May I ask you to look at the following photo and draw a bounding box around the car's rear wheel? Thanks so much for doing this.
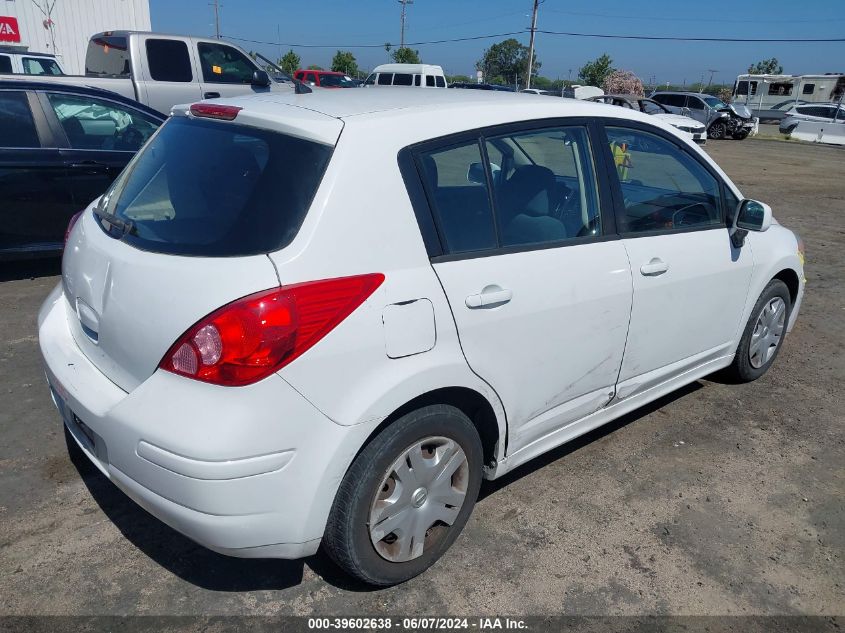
[709,121,727,139]
[728,279,792,382]
[732,130,750,140]
[323,405,483,586]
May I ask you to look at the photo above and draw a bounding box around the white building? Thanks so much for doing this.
[0,0,151,74]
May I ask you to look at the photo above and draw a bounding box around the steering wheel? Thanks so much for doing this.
[116,126,144,151]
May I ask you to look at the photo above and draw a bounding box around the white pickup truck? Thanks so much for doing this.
[3,31,295,114]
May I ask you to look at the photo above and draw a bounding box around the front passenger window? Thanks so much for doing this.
[606,127,722,233]
[197,42,255,84]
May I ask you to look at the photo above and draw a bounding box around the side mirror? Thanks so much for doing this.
[467,162,501,185]
[731,199,772,247]
[736,199,772,232]
[251,70,271,88]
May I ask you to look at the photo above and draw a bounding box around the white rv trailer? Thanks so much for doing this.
[732,73,845,120]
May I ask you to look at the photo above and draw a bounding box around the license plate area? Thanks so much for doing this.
[50,384,110,471]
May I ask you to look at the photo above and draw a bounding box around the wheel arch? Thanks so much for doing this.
[354,386,504,474]
[773,267,800,305]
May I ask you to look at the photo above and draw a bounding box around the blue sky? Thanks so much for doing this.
[149,0,845,84]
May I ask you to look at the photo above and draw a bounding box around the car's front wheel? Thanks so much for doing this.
[728,279,792,382]
[709,121,727,139]
[323,405,483,586]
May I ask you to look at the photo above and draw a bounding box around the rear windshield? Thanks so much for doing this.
[97,116,333,257]
[86,35,131,77]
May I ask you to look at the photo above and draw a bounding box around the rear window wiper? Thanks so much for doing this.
[94,208,136,237]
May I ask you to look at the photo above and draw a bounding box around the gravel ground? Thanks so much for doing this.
[0,138,842,618]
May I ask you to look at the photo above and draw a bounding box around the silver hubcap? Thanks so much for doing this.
[749,297,786,368]
[368,436,469,563]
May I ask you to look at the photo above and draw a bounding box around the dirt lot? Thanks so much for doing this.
[0,138,842,618]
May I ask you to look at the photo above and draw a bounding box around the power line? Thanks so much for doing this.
[544,8,845,24]
[223,30,526,49]
[537,30,845,42]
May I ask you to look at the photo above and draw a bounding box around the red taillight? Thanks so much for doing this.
[64,211,83,245]
[189,103,243,121]
[159,273,385,386]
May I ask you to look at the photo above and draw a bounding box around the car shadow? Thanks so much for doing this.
[66,382,704,593]
[478,381,703,501]
[0,257,62,282]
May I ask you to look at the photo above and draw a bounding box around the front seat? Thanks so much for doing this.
[497,165,567,246]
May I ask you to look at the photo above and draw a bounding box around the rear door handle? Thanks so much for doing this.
[466,285,512,309]
[203,91,221,99]
[640,258,669,276]
[68,161,110,174]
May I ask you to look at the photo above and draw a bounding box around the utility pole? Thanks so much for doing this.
[525,0,540,90]
[210,0,221,39]
[706,69,718,92]
[399,0,414,48]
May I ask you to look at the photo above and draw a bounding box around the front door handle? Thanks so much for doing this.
[203,91,221,99]
[466,285,512,309]
[640,258,669,276]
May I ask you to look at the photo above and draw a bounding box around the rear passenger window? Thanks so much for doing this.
[377,73,392,86]
[146,39,192,82]
[393,73,413,86]
[0,55,11,73]
[0,91,40,148]
[414,75,421,86]
[486,126,601,246]
[606,127,722,233]
[417,140,497,254]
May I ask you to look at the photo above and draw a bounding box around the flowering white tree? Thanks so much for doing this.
[602,70,644,96]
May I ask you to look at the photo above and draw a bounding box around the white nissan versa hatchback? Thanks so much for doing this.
[39,89,804,586]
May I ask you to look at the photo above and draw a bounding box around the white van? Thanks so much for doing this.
[364,63,447,88]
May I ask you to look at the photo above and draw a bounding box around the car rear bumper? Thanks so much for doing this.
[38,283,368,559]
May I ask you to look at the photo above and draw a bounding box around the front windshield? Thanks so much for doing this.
[704,96,727,109]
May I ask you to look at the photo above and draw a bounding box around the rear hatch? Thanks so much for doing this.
[62,105,342,392]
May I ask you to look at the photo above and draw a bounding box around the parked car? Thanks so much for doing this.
[0,31,295,114]
[41,89,804,587]
[652,91,756,140]
[294,69,357,88]
[779,102,844,134]
[588,94,707,143]
[0,47,65,76]
[450,82,514,92]
[0,80,164,259]
[364,63,447,87]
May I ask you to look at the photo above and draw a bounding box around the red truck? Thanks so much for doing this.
[294,69,356,88]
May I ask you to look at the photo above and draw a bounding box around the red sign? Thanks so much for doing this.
[0,16,21,43]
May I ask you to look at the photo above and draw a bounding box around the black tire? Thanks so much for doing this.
[323,405,483,586]
[732,131,750,140]
[727,279,792,382]
[709,121,726,139]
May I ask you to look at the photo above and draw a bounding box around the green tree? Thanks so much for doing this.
[279,50,301,77]
[446,74,473,84]
[748,57,783,74]
[476,38,539,87]
[331,50,358,76]
[578,53,613,87]
[307,64,324,70]
[392,47,422,64]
